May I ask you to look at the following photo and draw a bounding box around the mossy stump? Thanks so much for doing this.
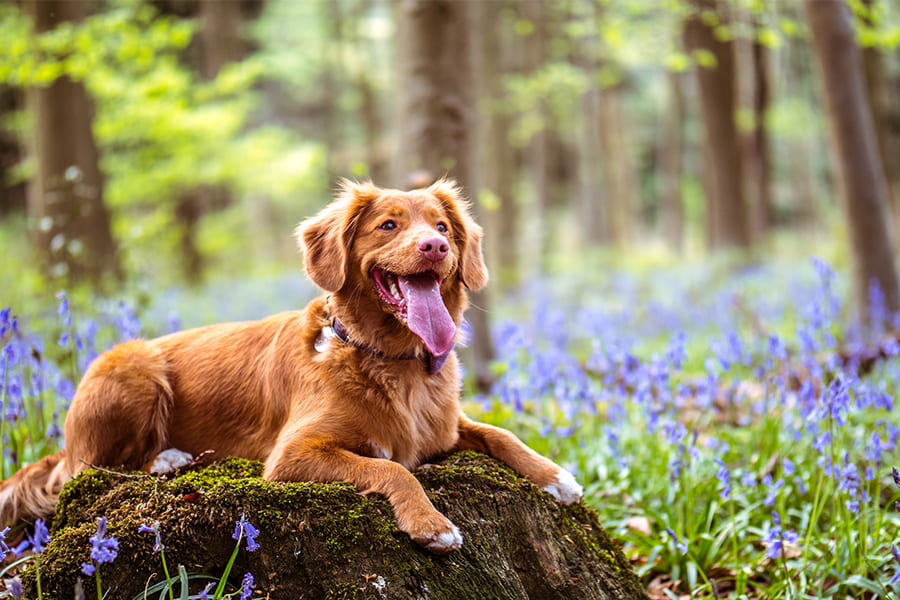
[23,451,647,599]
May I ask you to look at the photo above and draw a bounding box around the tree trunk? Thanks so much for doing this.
[805,0,900,327]
[171,0,248,283]
[23,453,648,599]
[26,0,119,282]
[660,70,685,251]
[394,0,495,391]
[0,86,25,217]
[744,19,773,238]
[477,0,520,284]
[684,0,750,250]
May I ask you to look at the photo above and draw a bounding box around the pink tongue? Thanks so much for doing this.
[397,273,456,356]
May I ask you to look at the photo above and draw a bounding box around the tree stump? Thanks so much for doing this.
[22,451,648,599]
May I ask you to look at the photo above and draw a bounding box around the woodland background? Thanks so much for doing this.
[5,2,900,597]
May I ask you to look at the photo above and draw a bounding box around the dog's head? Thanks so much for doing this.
[297,179,487,356]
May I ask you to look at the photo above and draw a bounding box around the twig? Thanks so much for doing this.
[78,459,150,478]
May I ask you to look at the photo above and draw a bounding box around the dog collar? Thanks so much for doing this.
[323,317,453,375]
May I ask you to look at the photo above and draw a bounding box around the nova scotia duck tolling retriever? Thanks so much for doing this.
[0,179,583,553]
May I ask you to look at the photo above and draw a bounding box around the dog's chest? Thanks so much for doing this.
[369,372,458,469]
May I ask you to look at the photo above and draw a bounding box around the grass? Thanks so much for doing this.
[2,247,900,598]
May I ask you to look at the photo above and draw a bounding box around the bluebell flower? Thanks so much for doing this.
[89,517,119,565]
[233,513,260,552]
[6,576,23,600]
[240,572,255,600]
[198,582,215,599]
[56,291,68,316]
[16,518,51,554]
[0,526,10,560]
[892,466,900,488]
[782,458,795,477]
[665,527,688,555]
[81,561,95,576]
[715,458,731,500]
[889,544,900,584]
[763,510,798,560]
[139,521,164,552]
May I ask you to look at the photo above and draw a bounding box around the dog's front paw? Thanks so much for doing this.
[406,513,463,554]
[542,468,583,505]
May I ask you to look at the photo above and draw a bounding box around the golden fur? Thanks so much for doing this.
[0,179,581,552]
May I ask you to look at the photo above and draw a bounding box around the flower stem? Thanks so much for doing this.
[95,567,102,600]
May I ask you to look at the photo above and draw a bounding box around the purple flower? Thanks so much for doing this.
[233,513,260,552]
[139,521,164,552]
[892,466,900,488]
[81,561,95,576]
[665,527,688,555]
[6,576,23,600]
[198,582,215,599]
[89,517,119,565]
[240,572,255,600]
[782,458,795,477]
[16,518,51,554]
[890,544,900,584]
[56,291,68,316]
[763,510,798,560]
[714,458,731,500]
[0,526,10,560]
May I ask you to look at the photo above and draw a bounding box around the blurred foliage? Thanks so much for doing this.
[0,0,326,290]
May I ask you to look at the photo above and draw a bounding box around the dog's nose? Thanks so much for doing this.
[418,236,449,262]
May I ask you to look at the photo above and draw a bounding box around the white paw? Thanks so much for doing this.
[421,523,463,554]
[149,449,194,475]
[542,469,583,505]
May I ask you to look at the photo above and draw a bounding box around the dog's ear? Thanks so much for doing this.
[296,180,379,292]
[427,179,489,291]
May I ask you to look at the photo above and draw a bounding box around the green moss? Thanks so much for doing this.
[25,451,647,599]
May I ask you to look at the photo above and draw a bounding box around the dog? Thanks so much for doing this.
[0,179,582,553]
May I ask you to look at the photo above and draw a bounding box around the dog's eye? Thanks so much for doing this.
[436,222,448,234]
[379,220,397,231]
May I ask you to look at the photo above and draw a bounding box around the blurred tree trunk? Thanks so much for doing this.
[26,0,119,282]
[861,0,897,216]
[0,87,25,218]
[476,0,519,284]
[743,17,773,238]
[660,70,685,251]
[394,0,495,391]
[598,85,635,246]
[350,0,386,184]
[519,0,553,264]
[684,0,750,250]
[786,37,818,229]
[171,0,249,282]
[805,0,900,326]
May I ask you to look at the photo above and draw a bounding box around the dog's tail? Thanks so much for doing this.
[0,450,69,527]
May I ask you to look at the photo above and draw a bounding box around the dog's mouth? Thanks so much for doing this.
[371,267,456,356]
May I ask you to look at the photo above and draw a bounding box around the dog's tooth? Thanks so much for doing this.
[390,281,401,300]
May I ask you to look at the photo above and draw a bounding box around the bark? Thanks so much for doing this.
[172,0,247,282]
[0,86,25,217]
[394,0,495,390]
[746,20,773,237]
[660,70,685,251]
[23,453,648,600]
[26,0,119,282]
[804,0,900,325]
[684,0,751,249]
[861,0,896,216]
[519,0,553,261]
[477,0,520,283]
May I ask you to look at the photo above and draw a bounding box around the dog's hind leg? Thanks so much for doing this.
[0,450,68,528]
[64,339,175,475]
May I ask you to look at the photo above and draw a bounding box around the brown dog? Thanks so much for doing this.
[0,179,582,552]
